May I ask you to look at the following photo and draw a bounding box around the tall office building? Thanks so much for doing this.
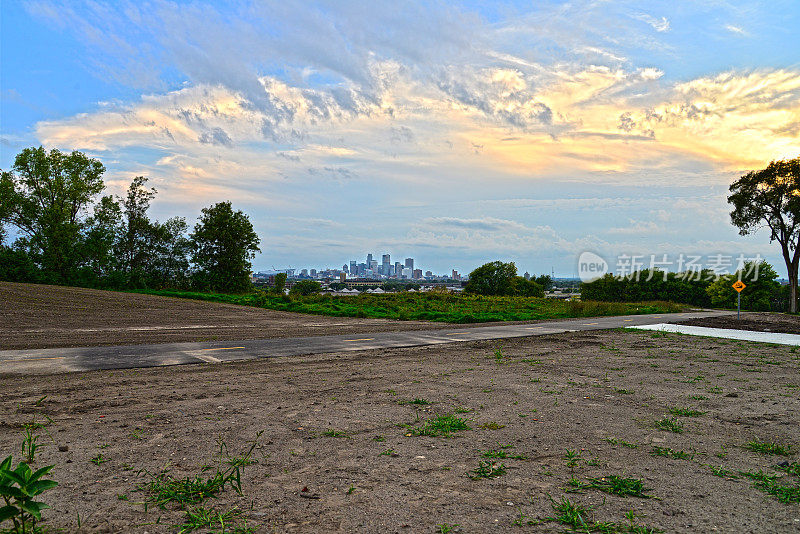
[350,261,357,275]
[343,264,349,273]
[394,262,403,276]
[381,254,390,276]
[366,253,373,266]
[405,258,414,270]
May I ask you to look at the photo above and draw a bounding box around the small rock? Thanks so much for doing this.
[58,445,69,452]
[725,392,739,398]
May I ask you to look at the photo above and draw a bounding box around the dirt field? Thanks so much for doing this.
[1,330,798,532]
[679,312,800,335]
[0,282,454,350]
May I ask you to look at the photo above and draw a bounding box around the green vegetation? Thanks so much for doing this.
[0,147,259,293]
[467,460,506,480]
[570,475,654,498]
[668,407,706,417]
[0,454,58,533]
[739,470,800,504]
[133,288,685,323]
[746,439,794,456]
[410,414,470,437]
[654,417,684,434]
[464,261,545,297]
[650,446,692,460]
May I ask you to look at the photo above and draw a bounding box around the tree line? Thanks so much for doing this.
[0,147,260,293]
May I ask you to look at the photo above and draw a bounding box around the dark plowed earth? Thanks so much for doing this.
[0,330,797,532]
[0,282,452,349]
[678,311,800,335]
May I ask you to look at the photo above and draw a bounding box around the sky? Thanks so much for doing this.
[1,0,799,277]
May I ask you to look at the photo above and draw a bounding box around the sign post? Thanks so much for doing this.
[732,280,746,320]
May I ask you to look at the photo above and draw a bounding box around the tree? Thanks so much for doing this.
[728,158,800,312]
[0,147,105,281]
[706,261,780,311]
[510,276,545,297]
[272,272,287,294]
[190,201,260,292]
[117,176,157,286]
[464,261,518,296]
[289,280,322,296]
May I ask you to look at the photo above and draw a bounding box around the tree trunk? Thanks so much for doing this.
[791,265,799,314]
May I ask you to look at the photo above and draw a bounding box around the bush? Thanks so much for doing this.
[289,280,322,296]
[706,261,781,311]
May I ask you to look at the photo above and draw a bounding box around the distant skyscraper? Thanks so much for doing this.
[412,269,422,279]
[405,258,414,270]
[382,254,390,276]
[394,262,402,276]
[343,264,349,273]
[366,253,373,266]
[350,261,357,275]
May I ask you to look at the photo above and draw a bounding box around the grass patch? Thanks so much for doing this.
[605,437,638,449]
[739,470,800,504]
[410,414,470,437]
[467,460,506,480]
[480,446,527,460]
[176,506,252,533]
[322,429,349,438]
[399,398,431,406]
[131,289,685,324]
[668,407,706,417]
[746,439,794,456]
[654,417,684,434]
[569,475,654,498]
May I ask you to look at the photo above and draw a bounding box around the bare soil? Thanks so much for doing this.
[0,282,453,350]
[1,330,798,532]
[678,311,800,335]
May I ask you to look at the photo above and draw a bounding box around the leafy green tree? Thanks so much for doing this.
[289,280,322,296]
[272,272,288,294]
[510,276,545,297]
[190,201,260,292]
[465,261,518,296]
[117,176,157,286]
[534,274,553,291]
[81,194,124,284]
[0,147,105,281]
[706,261,780,311]
[728,158,800,312]
[328,282,347,290]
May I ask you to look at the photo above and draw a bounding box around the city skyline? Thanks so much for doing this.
[2,2,799,276]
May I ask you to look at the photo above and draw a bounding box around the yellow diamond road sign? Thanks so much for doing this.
[732,280,746,293]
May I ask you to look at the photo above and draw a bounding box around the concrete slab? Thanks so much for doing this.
[628,323,800,346]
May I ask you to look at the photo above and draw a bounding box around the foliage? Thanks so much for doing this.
[580,270,715,307]
[289,280,322,296]
[272,273,287,294]
[0,455,58,533]
[728,158,800,312]
[465,261,544,297]
[381,281,420,292]
[706,261,780,311]
[189,201,261,293]
[0,146,105,282]
[134,288,686,323]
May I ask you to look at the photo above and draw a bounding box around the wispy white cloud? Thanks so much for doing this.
[633,13,670,33]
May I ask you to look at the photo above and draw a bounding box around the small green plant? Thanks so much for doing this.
[739,470,800,504]
[379,449,396,457]
[654,417,684,434]
[467,460,506,480]
[0,455,58,533]
[570,475,653,498]
[410,414,470,437]
[605,437,638,449]
[564,449,582,468]
[399,398,430,406]
[480,446,527,460]
[90,453,108,465]
[710,465,739,479]
[668,407,706,417]
[746,439,794,456]
[650,446,692,460]
[436,524,459,534]
[176,506,252,533]
[478,421,505,430]
[373,435,386,442]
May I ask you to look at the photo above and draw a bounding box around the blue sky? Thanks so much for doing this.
[2,0,799,276]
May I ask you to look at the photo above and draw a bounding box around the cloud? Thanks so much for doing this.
[633,13,670,33]
[725,24,749,37]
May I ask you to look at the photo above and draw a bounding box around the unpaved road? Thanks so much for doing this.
[1,330,798,532]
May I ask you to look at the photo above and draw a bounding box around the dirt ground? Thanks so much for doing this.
[1,330,798,533]
[0,282,455,350]
[679,312,800,335]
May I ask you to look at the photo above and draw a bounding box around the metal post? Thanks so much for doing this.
[737,291,741,320]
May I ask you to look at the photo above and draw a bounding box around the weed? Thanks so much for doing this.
[347,486,355,495]
[605,437,638,449]
[480,446,527,460]
[399,398,430,406]
[379,449,396,457]
[564,449,582,468]
[322,429,349,438]
[778,462,800,477]
[739,470,800,504]
[572,475,654,498]
[650,446,692,460]
[454,407,472,414]
[668,407,706,417]
[0,454,58,533]
[478,422,505,430]
[615,388,635,395]
[710,466,739,479]
[654,417,684,434]
[90,453,108,465]
[138,433,260,509]
[436,524,459,534]
[747,439,794,456]
[373,435,386,442]
[176,506,252,533]
[410,414,470,437]
[467,460,506,480]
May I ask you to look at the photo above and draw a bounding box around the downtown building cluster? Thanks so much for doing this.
[259,253,462,282]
